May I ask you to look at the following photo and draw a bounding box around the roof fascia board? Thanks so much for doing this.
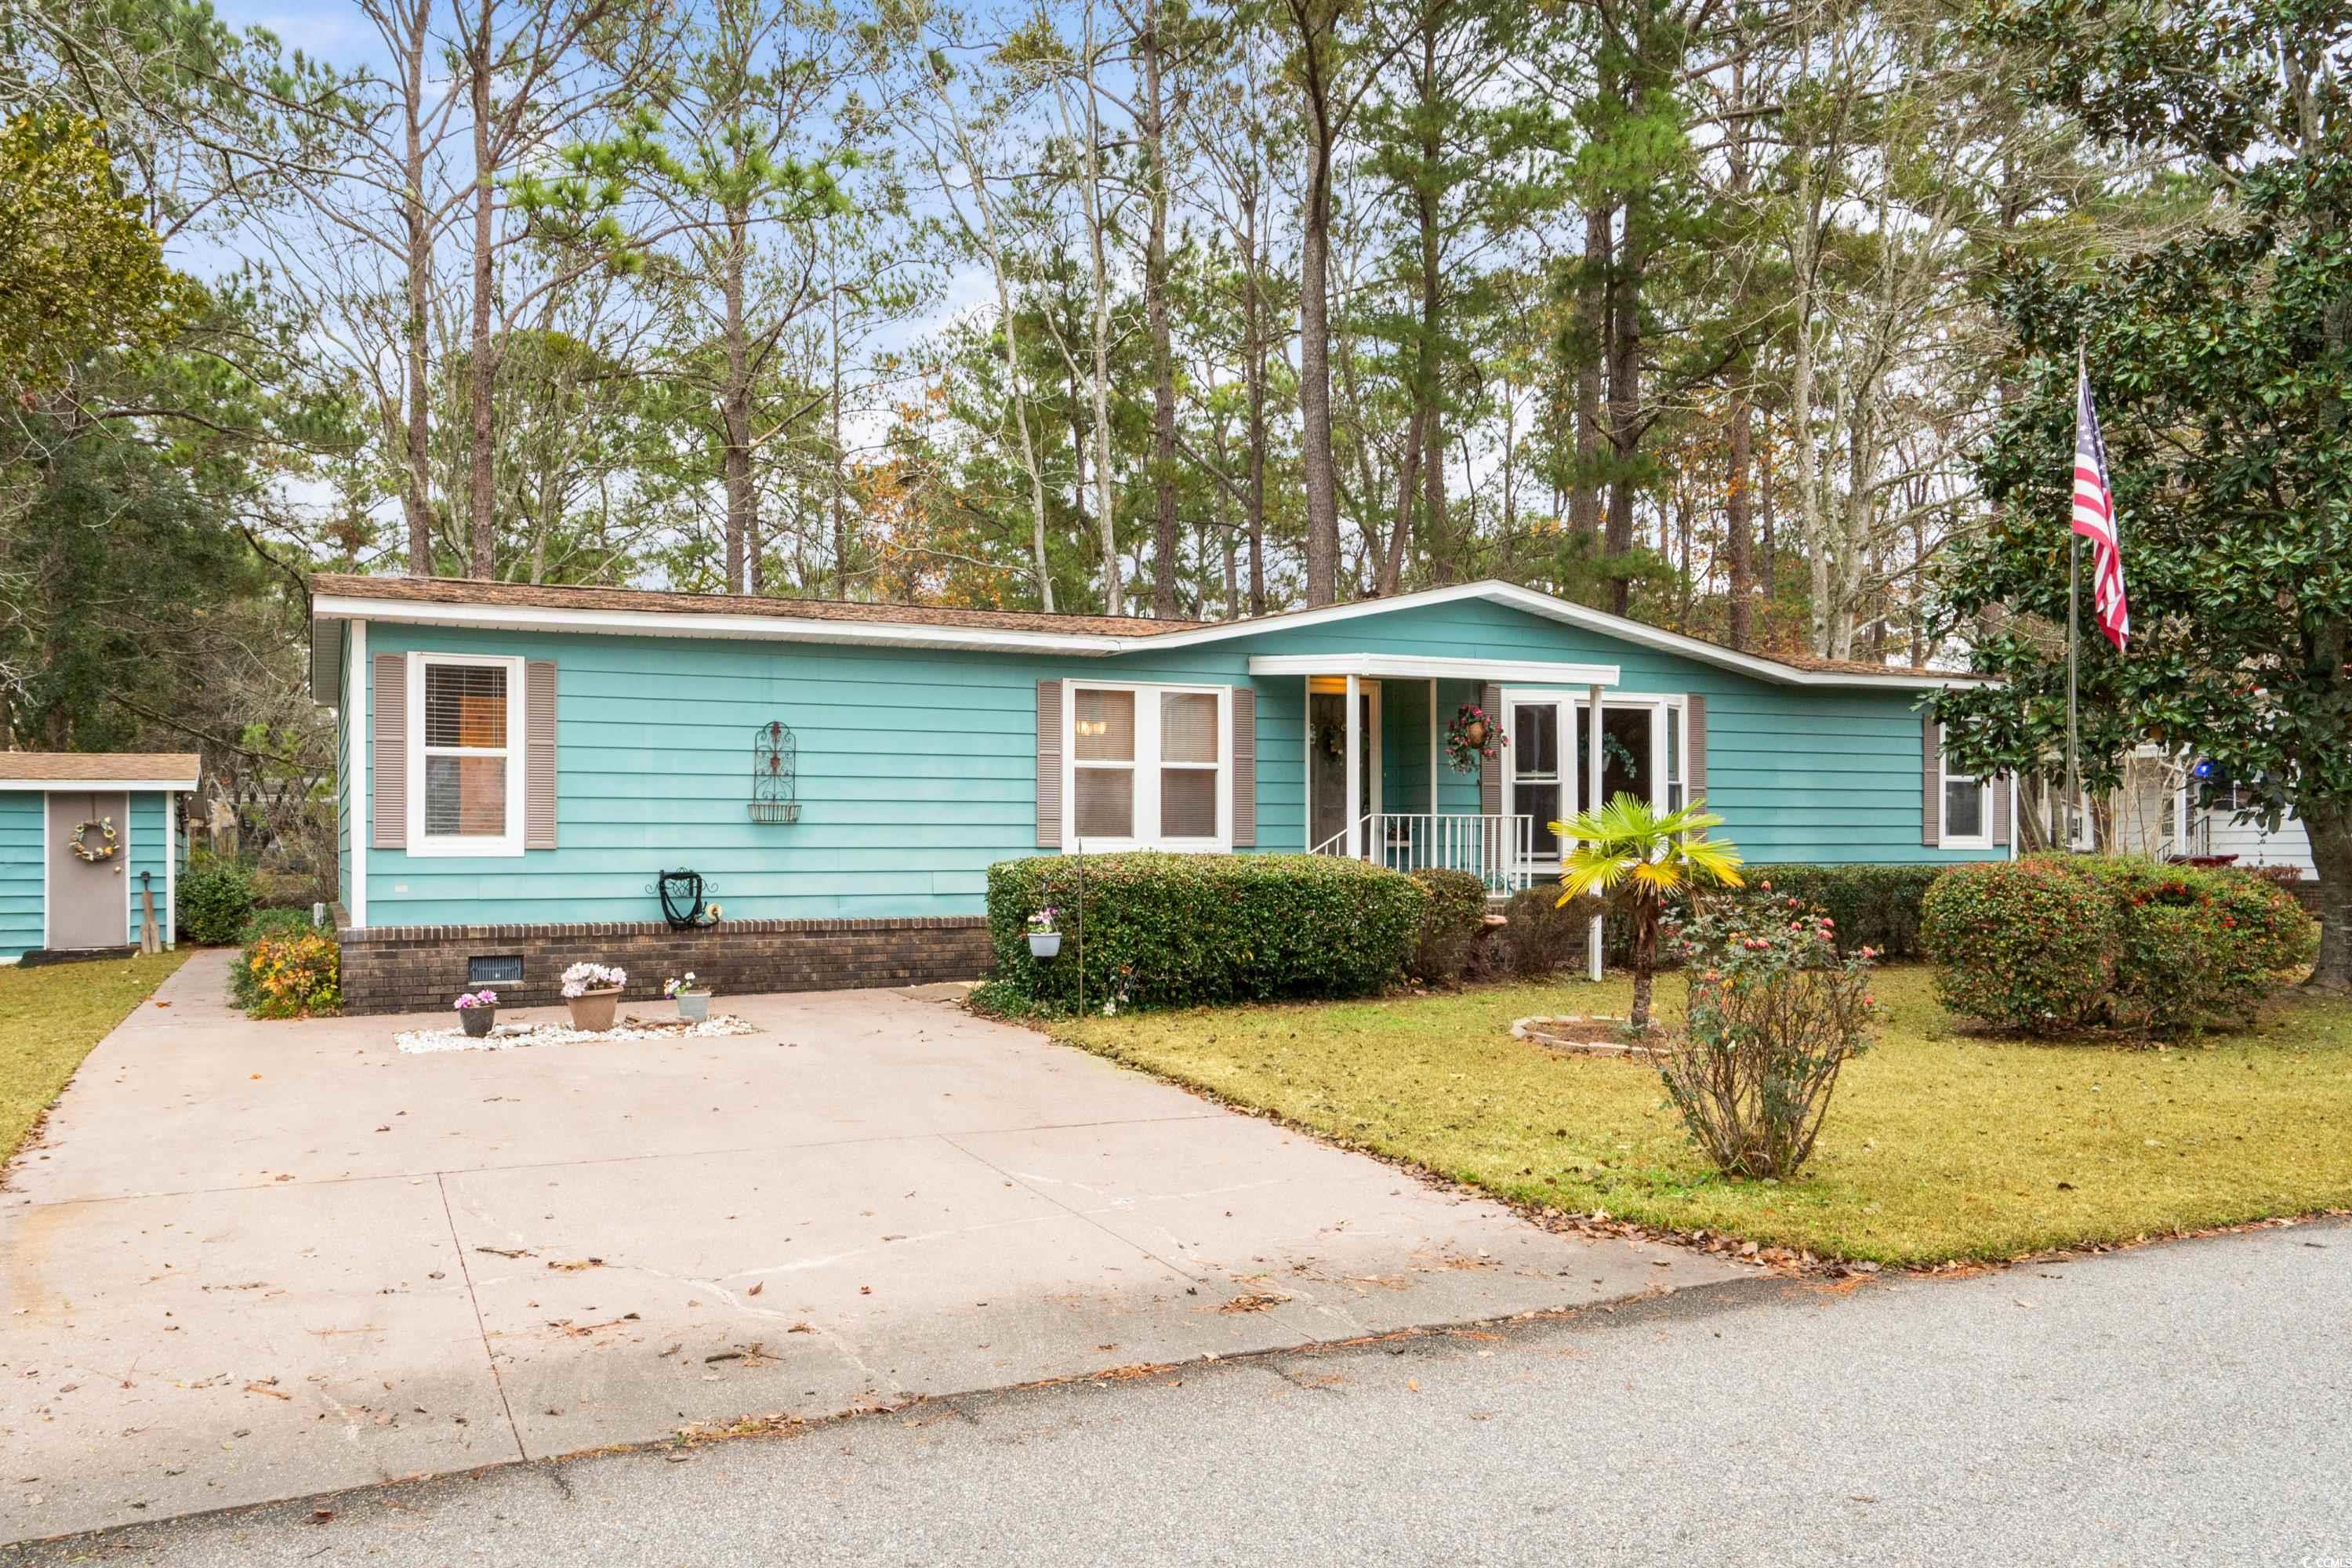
[310,594,1135,657]
[314,583,1983,690]
[1247,653,1621,686]
[1133,581,1976,688]
[0,779,198,792]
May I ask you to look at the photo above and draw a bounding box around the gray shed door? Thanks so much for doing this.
[47,792,129,949]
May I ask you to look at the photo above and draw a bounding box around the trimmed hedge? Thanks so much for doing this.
[985,852,1427,1011]
[1500,886,1595,978]
[1925,855,2318,1035]
[2063,857,2318,1033]
[1921,860,2118,1034]
[1603,862,1947,965]
[180,858,258,946]
[1408,868,1490,985]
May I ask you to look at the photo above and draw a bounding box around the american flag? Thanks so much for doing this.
[2072,354,2130,650]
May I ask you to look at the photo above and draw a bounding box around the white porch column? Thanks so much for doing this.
[1587,682,1605,983]
[1344,673,1363,859]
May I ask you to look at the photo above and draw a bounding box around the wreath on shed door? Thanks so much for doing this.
[67,815,119,862]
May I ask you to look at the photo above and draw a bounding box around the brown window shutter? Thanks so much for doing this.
[525,659,557,849]
[1686,695,1708,805]
[1479,682,1503,817]
[1036,679,1063,848]
[1230,687,1258,847]
[1922,710,1942,847]
[372,653,406,849]
[1991,772,2011,848]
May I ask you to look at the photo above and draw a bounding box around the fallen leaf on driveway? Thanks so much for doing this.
[546,1258,603,1272]
[1218,1293,1288,1314]
[475,1247,532,1259]
[747,1281,763,1297]
[243,1381,290,1400]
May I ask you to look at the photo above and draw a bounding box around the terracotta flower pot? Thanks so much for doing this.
[460,1007,495,1038]
[567,987,622,1033]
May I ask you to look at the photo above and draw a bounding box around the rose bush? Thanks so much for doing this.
[1657,888,1878,1179]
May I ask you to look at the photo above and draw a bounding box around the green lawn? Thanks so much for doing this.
[1054,966,2352,1265]
[1,949,191,1166]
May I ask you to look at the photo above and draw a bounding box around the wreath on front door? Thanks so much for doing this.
[67,816,119,863]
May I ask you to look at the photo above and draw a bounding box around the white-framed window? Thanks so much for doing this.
[1066,681,1232,851]
[406,652,527,857]
[1940,749,1992,848]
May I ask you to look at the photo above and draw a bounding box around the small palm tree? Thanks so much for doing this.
[1553,793,1745,1030]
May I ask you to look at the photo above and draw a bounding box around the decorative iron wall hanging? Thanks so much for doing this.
[750,719,800,822]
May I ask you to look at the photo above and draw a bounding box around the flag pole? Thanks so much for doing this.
[2064,340,2084,853]
[2066,533,2080,852]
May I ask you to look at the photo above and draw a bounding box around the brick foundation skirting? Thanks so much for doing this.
[335,916,995,1016]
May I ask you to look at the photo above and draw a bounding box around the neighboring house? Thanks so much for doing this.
[306,575,2002,1013]
[2043,746,2318,880]
[0,753,198,963]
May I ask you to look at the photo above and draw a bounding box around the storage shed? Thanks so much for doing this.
[0,753,199,962]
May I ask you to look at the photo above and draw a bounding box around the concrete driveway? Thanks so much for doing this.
[2,953,1740,1541]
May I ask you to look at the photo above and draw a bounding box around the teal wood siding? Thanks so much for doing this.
[1436,677,1486,816]
[127,792,169,946]
[361,626,1285,927]
[344,596,1990,931]
[0,793,40,960]
[1241,599,1991,866]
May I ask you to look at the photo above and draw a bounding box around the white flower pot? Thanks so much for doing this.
[674,991,710,1022]
[1028,932,1062,960]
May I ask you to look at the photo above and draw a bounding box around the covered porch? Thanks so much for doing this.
[1250,652,1635,899]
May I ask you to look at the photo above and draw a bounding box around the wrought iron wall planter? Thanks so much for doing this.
[750,719,800,822]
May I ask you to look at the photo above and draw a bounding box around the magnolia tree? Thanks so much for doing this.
[1933,0,2352,990]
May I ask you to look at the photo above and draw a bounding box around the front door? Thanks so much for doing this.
[1507,698,1674,875]
[1308,681,1380,851]
[46,791,129,949]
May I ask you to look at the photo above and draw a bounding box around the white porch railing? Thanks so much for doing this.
[1309,812,1538,893]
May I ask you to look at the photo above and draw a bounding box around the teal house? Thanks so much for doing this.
[1,753,196,963]
[307,575,2005,1013]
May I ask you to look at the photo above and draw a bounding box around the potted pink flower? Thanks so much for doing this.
[452,989,499,1038]
[560,962,627,1032]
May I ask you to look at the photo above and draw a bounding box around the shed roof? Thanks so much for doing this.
[0,753,201,787]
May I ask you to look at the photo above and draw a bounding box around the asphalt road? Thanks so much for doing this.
[10,1220,2347,1568]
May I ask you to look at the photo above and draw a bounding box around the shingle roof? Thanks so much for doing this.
[307,573,1201,637]
[0,753,201,784]
[308,572,1984,687]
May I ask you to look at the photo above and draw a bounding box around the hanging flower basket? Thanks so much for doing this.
[1444,704,1507,773]
[1026,908,1062,959]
